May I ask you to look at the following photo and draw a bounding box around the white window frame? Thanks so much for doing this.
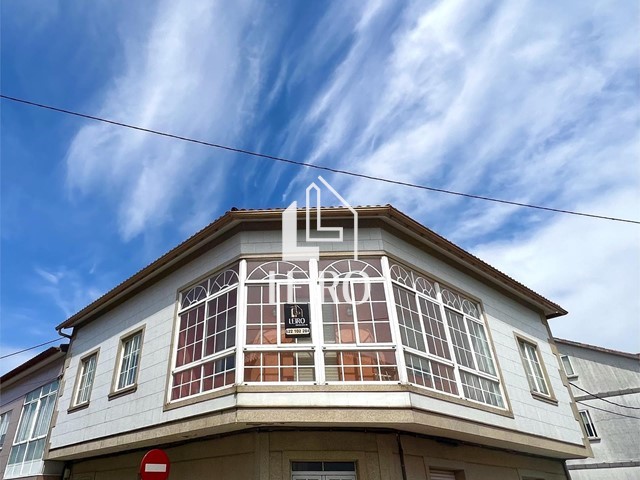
[5,380,59,479]
[560,354,577,378]
[168,263,240,402]
[243,260,316,385]
[516,336,555,400]
[72,350,99,407]
[388,259,506,409]
[0,411,11,448]
[579,409,599,439]
[111,328,144,394]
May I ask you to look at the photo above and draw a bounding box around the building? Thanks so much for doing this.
[0,345,68,479]
[555,338,640,480]
[47,206,591,479]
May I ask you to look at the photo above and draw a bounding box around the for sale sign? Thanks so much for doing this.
[284,303,311,337]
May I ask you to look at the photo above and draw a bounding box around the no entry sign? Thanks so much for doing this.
[139,449,170,480]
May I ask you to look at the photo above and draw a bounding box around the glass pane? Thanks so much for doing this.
[419,297,450,360]
[466,320,496,375]
[445,309,475,368]
[393,286,425,352]
[561,356,575,376]
[15,401,38,442]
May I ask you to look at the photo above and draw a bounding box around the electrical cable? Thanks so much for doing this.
[576,401,640,420]
[2,93,639,225]
[0,339,62,359]
[570,382,640,410]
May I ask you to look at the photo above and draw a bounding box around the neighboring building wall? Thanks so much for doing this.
[0,352,66,479]
[49,227,586,459]
[68,430,569,480]
[556,341,640,480]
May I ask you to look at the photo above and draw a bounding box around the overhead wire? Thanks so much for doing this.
[0,338,64,360]
[569,382,640,410]
[1,93,639,225]
[576,401,640,420]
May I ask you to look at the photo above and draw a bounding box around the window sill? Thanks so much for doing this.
[67,402,90,413]
[588,437,601,443]
[530,391,558,405]
[108,384,137,400]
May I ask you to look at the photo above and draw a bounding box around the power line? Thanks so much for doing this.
[0,339,62,359]
[577,400,640,420]
[2,93,639,225]
[570,382,640,410]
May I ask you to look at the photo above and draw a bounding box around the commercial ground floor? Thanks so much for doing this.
[62,429,572,480]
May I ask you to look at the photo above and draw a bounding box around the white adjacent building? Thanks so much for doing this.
[46,206,591,480]
[555,338,640,480]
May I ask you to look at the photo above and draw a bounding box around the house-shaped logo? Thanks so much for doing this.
[281,176,358,261]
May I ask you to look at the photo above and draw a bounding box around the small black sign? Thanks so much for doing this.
[284,303,311,338]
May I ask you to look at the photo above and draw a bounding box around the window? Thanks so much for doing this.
[292,461,356,480]
[429,469,458,480]
[171,264,239,400]
[517,338,551,397]
[390,262,504,408]
[5,380,59,478]
[321,259,398,383]
[0,411,10,447]
[560,354,576,377]
[579,410,598,439]
[114,329,143,392]
[245,260,315,383]
[74,352,98,406]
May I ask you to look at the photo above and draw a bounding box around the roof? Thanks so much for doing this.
[57,205,567,331]
[0,344,69,385]
[554,337,639,361]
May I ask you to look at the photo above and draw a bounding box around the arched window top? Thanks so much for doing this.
[414,276,436,299]
[181,282,208,309]
[389,264,412,288]
[440,287,462,310]
[209,268,240,296]
[389,263,436,299]
[181,264,239,309]
[319,258,383,279]
[441,287,480,318]
[246,261,309,281]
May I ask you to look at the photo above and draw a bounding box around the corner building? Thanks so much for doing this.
[47,206,591,480]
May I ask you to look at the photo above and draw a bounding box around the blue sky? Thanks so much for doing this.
[1,0,639,373]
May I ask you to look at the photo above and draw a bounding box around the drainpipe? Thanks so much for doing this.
[396,433,408,480]
[56,327,72,340]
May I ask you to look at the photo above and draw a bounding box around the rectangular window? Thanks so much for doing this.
[429,470,457,480]
[115,330,143,391]
[74,353,97,406]
[561,354,576,377]
[5,380,59,478]
[517,338,550,396]
[579,410,598,439]
[0,411,10,447]
[324,350,398,382]
[245,351,315,382]
[171,264,239,401]
[390,262,504,408]
[322,282,392,345]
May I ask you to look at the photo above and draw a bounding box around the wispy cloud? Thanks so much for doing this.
[277,0,639,350]
[33,265,104,318]
[65,0,276,240]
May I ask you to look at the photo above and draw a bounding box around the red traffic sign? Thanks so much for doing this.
[139,449,170,480]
